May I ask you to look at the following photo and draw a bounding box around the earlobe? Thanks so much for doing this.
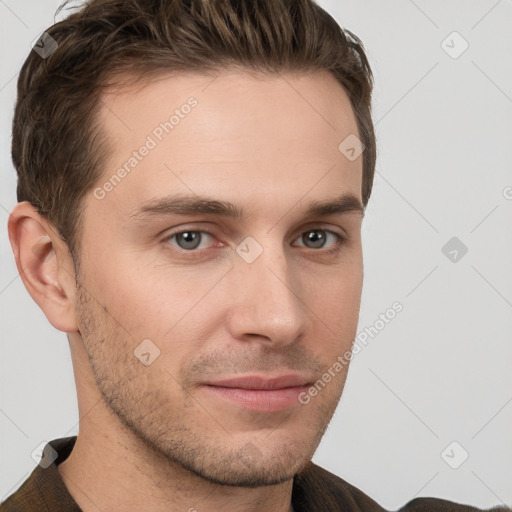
[7,201,79,333]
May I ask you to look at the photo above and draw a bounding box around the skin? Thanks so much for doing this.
[8,68,364,512]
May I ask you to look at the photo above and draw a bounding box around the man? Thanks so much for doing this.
[2,0,509,511]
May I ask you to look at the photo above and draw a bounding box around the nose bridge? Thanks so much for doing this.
[227,234,308,345]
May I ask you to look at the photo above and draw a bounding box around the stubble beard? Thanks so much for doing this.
[74,281,345,488]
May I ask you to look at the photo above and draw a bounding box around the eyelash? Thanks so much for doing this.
[162,227,347,258]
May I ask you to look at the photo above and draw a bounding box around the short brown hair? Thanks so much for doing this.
[12,0,376,263]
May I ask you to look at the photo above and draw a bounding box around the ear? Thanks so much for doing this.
[7,201,79,332]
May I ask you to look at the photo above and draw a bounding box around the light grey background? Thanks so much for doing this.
[1,0,511,509]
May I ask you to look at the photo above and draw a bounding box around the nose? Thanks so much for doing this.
[226,239,310,348]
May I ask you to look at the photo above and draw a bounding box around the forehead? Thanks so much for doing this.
[97,67,359,154]
[89,68,362,220]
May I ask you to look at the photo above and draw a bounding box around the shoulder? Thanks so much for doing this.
[397,497,511,512]
[293,461,387,511]
[0,464,48,511]
[293,462,511,512]
[1,436,80,512]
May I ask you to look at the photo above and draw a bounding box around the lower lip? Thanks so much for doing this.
[202,385,310,412]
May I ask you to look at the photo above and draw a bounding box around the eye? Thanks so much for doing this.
[162,227,346,256]
[164,230,215,251]
[294,229,345,252]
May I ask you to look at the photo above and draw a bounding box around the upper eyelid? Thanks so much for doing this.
[164,224,347,237]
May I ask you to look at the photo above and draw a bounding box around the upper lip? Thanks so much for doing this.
[203,374,313,390]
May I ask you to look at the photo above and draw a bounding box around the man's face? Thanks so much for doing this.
[74,68,364,486]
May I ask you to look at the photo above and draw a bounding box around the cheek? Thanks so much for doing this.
[307,257,363,310]
[88,256,220,362]
[307,266,363,352]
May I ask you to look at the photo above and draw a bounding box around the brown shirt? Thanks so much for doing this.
[1,436,510,512]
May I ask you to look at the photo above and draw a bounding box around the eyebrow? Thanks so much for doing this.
[129,193,365,222]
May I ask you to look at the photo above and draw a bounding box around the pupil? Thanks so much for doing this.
[305,230,325,248]
[178,231,200,250]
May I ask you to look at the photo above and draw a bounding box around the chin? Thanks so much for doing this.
[174,438,316,488]
[185,455,307,488]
